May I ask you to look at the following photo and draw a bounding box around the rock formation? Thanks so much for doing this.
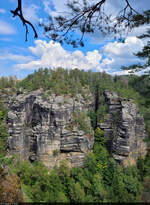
[6,88,148,168]
[7,89,94,168]
[99,91,147,167]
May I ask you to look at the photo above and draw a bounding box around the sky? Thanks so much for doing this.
[0,0,150,78]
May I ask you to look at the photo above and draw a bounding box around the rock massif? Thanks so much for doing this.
[6,88,148,168]
[7,90,94,168]
[100,91,147,167]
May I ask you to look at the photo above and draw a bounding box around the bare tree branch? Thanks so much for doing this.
[10,0,38,41]
[10,0,140,45]
[40,0,140,47]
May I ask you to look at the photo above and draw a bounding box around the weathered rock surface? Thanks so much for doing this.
[99,91,147,167]
[7,89,94,168]
[6,88,148,168]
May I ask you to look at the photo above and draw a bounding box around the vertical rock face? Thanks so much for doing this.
[100,91,147,167]
[7,90,94,168]
[6,88,148,168]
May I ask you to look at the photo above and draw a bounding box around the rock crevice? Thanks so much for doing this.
[7,90,94,168]
[99,91,147,167]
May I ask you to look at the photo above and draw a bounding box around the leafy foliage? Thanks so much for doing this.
[73,111,93,137]
[0,102,8,159]
[7,140,143,203]
[1,68,150,202]
[121,10,150,73]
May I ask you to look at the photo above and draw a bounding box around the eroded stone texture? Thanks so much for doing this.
[7,89,94,168]
[99,91,147,167]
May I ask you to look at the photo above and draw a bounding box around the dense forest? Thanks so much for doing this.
[0,68,150,202]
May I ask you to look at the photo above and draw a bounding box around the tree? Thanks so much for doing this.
[11,0,38,41]
[12,0,141,45]
[94,127,105,145]
[121,10,150,73]
[41,0,140,47]
[69,182,85,202]
[135,10,150,72]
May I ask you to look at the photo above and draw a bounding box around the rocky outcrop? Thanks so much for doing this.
[7,89,94,168]
[6,88,148,168]
[99,91,147,167]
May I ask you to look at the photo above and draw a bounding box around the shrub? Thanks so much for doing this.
[53,149,60,156]
[73,111,93,138]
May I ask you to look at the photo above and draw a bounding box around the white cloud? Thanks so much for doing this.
[1,35,145,75]
[43,0,54,14]
[101,36,145,73]
[42,0,150,45]
[110,69,135,76]
[14,40,103,71]
[0,20,16,35]
[128,24,150,39]
[0,53,33,63]
[45,0,150,19]
[13,36,145,75]
[46,0,67,13]
[23,3,39,23]
[103,37,144,58]
[0,9,6,14]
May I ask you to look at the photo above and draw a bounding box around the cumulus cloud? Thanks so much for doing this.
[14,40,103,71]
[103,37,144,58]
[0,20,16,35]
[12,36,145,75]
[101,37,145,73]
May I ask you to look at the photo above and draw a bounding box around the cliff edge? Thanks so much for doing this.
[100,91,147,167]
[7,89,94,168]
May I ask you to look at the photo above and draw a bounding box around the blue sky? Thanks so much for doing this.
[0,0,149,78]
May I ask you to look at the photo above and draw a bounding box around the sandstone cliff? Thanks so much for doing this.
[99,91,147,167]
[7,89,94,168]
[6,88,148,168]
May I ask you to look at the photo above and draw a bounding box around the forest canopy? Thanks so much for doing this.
[0,68,150,202]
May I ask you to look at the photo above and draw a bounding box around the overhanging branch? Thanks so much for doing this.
[10,0,38,41]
